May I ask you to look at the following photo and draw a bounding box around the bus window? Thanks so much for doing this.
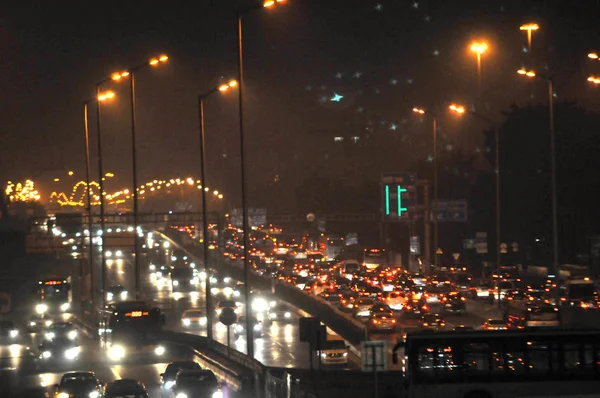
[463,343,490,377]
[527,342,551,375]
[563,343,581,373]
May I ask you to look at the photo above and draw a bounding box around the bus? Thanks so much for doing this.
[35,278,71,314]
[393,329,600,398]
[565,278,599,309]
[363,248,387,271]
[505,302,561,329]
[98,300,166,361]
[319,234,344,261]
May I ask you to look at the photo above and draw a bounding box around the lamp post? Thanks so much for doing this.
[449,104,500,270]
[412,107,438,269]
[517,69,559,292]
[84,90,115,310]
[198,79,238,341]
[470,41,488,101]
[236,0,286,358]
[520,23,539,53]
[107,55,168,299]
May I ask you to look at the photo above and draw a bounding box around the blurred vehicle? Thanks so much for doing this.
[473,280,493,299]
[339,291,358,312]
[383,291,408,311]
[505,302,561,329]
[215,300,240,316]
[38,337,80,363]
[361,285,383,300]
[27,314,53,333]
[440,292,466,314]
[564,278,599,308]
[35,277,71,315]
[353,297,376,318]
[106,285,128,303]
[453,272,474,294]
[170,369,223,398]
[209,272,233,289]
[171,267,195,292]
[45,322,78,341]
[104,379,148,398]
[481,319,509,330]
[234,316,263,338]
[54,371,104,398]
[418,313,446,330]
[452,325,475,332]
[493,280,516,299]
[402,299,429,318]
[267,303,293,322]
[320,288,342,304]
[180,309,207,329]
[320,336,349,366]
[0,319,20,344]
[505,289,526,302]
[369,303,393,317]
[368,312,397,332]
[423,286,445,304]
[160,361,201,394]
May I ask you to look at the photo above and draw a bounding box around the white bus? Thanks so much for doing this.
[393,329,600,398]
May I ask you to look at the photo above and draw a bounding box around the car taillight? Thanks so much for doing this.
[440,322,446,326]
[392,319,396,323]
[422,322,428,326]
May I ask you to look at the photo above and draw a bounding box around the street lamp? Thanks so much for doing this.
[470,41,488,98]
[587,76,600,84]
[412,107,438,269]
[236,0,286,358]
[520,23,539,52]
[449,103,500,272]
[198,79,238,341]
[516,69,559,293]
[105,54,169,299]
[83,90,115,310]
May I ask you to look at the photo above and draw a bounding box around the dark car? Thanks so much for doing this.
[234,316,263,338]
[401,299,429,318]
[441,292,466,314]
[160,361,202,395]
[55,371,103,398]
[171,369,223,398]
[267,303,293,322]
[38,337,80,363]
[106,285,129,303]
[0,320,20,344]
[27,314,53,333]
[45,322,78,341]
[104,379,148,398]
[419,313,446,330]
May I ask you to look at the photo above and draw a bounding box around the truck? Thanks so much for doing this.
[564,278,599,309]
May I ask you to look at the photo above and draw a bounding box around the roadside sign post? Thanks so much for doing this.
[361,340,388,398]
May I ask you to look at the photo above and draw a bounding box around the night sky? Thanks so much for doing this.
[1,0,600,208]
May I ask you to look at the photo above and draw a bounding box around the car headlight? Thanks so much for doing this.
[182,318,191,326]
[36,304,48,314]
[199,317,207,326]
[120,291,128,299]
[57,393,69,398]
[252,298,268,312]
[235,325,244,332]
[320,352,326,358]
[224,277,231,284]
[155,345,166,356]
[213,391,224,398]
[108,344,125,360]
[268,312,276,319]
[107,292,114,301]
[89,391,99,398]
[60,302,70,312]
[343,352,348,357]
[210,277,217,284]
[116,250,123,257]
[253,324,262,332]
[175,393,188,398]
[42,350,51,359]
[172,280,179,286]
[45,320,53,327]
[68,330,78,340]
[65,347,80,360]
[106,250,113,257]
[9,329,18,338]
[29,321,36,327]
[164,380,175,389]
[233,290,241,297]
[284,312,291,318]
[45,332,55,340]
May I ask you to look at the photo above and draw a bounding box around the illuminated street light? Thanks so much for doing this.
[520,23,539,52]
[588,53,599,60]
[516,69,559,297]
[235,0,287,358]
[149,54,169,66]
[111,71,130,81]
[198,78,238,341]
[470,41,488,98]
[412,107,438,269]
[587,76,600,84]
[449,103,501,275]
[97,91,115,101]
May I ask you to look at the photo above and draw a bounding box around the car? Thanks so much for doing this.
[106,285,129,303]
[0,320,20,344]
[38,337,80,364]
[418,314,446,330]
[54,371,104,398]
[481,319,509,330]
[320,288,342,304]
[210,272,232,287]
[171,369,223,398]
[181,309,207,329]
[267,303,293,322]
[104,379,148,398]
[160,361,202,394]
[234,316,263,338]
[452,325,475,332]
[45,322,78,341]
[353,297,376,318]
[368,303,393,317]
[441,292,466,314]
[215,300,240,316]
[401,298,429,318]
[27,314,53,333]
[368,312,397,332]
[383,291,408,311]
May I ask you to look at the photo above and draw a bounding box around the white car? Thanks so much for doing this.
[384,291,408,311]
